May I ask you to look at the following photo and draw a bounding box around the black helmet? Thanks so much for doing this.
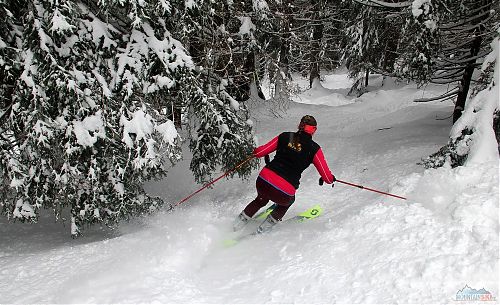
[299,115,317,129]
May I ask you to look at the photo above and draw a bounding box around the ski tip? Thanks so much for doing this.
[223,239,238,247]
[297,204,322,219]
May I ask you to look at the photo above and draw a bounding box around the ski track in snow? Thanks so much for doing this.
[0,73,498,304]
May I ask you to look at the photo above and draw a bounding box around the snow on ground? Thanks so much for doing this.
[0,72,498,304]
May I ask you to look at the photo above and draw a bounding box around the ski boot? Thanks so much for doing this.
[232,211,251,231]
[256,214,279,234]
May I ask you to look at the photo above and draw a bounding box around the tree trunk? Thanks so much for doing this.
[452,13,485,123]
[309,4,324,88]
[364,69,370,87]
[273,0,292,99]
[279,0,292,80]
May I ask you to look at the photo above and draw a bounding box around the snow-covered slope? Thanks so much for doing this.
[0,72,498,304]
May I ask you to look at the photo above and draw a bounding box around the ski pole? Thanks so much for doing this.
[336,179,407,200]
[173,155,255,207]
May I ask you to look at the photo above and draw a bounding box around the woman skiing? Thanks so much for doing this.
[233,115,336,233]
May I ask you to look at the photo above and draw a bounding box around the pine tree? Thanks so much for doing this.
[343,0,498,167]
[435,0,498,123]
[173,0,257,183]
[282,0,344,88]
[0,0,256,236]
[0,0,22,115]
[340,1,443,91]
[392,0,438,84]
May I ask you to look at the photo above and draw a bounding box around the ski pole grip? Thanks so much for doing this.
[319,177,324,186]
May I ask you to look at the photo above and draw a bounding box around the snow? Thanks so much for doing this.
[0,71,498,303]
[141,23,194,70]
[411,0,431,18]
[155,120,178,145]
[12,199,35,219]
[9,177,24,188]
[296,75,353,106]
[185,0,196,9]
[120,108,179,166]
[224,91,240,110]
[238,16,256,36]
[33,119,53,146]
[120,109,154,148]
[20,50,36,90]
[73,111,106,147]
[92,69,112,97]
[411,0,438,31]
[50,9,74,33]
[424,19,437,31]
[253,0,269,12]
[154,75,175,89]
[78,4,119,48]
[114,23,193,99]
[34,3,53,53]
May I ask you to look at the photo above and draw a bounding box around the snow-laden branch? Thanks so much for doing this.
[414,88,459,103]
[432,69,465,80]
[440,52,490,65]
[352,0,412,8]
[430,78,464,84]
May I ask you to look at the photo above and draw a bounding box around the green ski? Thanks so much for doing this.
[224,204,323,247]
[288,204,322,222]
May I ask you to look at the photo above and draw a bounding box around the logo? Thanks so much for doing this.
[287,142,302,152]
[455,285,496,302]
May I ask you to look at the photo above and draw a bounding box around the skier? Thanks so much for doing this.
[233,115,336,233]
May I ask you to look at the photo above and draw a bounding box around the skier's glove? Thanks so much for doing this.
[319,177,336,187]
[264,154,270,165]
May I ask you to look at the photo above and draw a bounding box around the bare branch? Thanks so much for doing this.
[439,9,491,30]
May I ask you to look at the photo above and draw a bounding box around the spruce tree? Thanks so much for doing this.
[359,0,499,166]
[342,2,404,94]
[0,0,256,236]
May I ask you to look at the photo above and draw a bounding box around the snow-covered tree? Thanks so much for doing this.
[174,0,258,183]
[422,34,499,168]
[342,3,405,95]
[433,0,498,123]
[0,0,256,236]
[284,0,344,88]
[392,0,439,84]
[358,0,498,123]
[346,0,499,166]
[0,0,22,120]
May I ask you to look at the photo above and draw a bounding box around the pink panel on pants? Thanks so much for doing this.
[258,167,296,196]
